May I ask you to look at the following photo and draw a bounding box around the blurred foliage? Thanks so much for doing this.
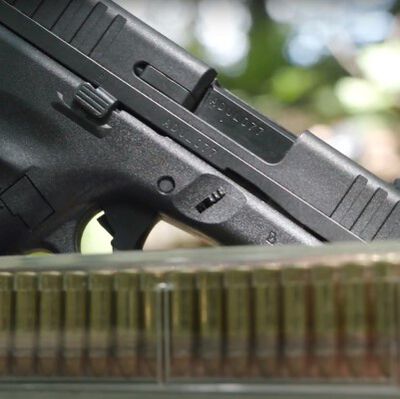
[113,0,400,175]
[227,2,398,127]
[183,0,400,137]
[116,0,400,178]
[118,0,400,126]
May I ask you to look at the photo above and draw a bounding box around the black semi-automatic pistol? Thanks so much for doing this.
[0,0,399,254]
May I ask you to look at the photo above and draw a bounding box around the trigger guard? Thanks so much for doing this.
[30,204,158,254]
[40,218,81,253]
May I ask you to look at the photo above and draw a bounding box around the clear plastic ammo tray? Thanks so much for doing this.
[0,242,400,398]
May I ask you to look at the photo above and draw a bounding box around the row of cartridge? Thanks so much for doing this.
[0,261,397,381]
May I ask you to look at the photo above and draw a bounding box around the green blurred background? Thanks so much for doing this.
[115,0,400,179]
[85,0,400,252]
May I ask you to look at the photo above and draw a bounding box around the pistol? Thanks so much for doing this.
[0,0,399,254]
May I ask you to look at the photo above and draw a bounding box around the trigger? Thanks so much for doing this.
[99,204,158,251]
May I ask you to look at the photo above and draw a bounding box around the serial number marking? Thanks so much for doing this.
[208,96,265,136]
[163,119,217,158]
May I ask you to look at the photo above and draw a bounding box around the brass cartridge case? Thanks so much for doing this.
[14,272,38,376]
[0,273,13,376]
[281,267,309,378]
[252,267,281,377]
[141,271,162,378]
[37,272,63,376]
[167,270,195,377]
[88,271,114,376]
[340,264,367,378]
[369,262,396,378]
[310,265,337,378]
[223,268,251,377]
[114,270,141,377]
[63,272,88,377]
[196,269,223,377]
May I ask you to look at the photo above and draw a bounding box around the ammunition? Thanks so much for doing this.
[281,266,309,378]
[141,271,162,378]
[88,271,114,376]
[340,264,367,378]
[252,267,281,377]
[310,265,337,378]
[223,268,251,377]
[167,270,195,377]
[0,273,13,375]
[370,262,396,378]
[196,270,223,377]
[37,272,63,376]
[114,270,141,377]
[63,272,88,376]
[0,248,396,385]
[14,272,38,376]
